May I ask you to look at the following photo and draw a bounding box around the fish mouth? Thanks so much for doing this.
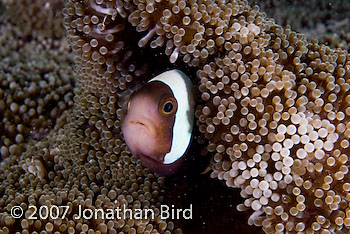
[127,115,157,137]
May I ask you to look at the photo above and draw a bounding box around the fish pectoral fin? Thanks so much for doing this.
[200,166,212,175]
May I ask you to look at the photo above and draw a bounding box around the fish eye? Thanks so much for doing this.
[163,101,173,113]
[159,97,177,116]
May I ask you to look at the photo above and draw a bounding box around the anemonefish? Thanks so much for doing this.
[121,69,196,176]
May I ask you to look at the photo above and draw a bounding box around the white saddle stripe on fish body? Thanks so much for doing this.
[149,69,195,164]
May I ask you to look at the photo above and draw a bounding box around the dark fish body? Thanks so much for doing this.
[122,69,203,176]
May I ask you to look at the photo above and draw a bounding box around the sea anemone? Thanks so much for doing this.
[0,0,349,233]
[63,0,350,232]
